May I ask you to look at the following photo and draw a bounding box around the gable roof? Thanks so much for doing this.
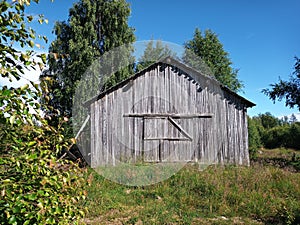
[84,57,255,108]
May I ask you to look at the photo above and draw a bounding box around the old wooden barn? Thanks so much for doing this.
[84,57,255,168]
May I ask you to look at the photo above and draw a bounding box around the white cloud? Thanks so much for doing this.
[278,113,300,122]
[0,67,41,88]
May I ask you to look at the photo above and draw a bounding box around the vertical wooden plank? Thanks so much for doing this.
[90,103,95,167]
[95,101,100,167]
[95,101,99,167]
[102,96,108,164]
[243,108,250,166]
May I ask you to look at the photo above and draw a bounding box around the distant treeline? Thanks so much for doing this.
[248,112,300,157]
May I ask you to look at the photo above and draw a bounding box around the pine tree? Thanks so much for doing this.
[183,28,243,92]
[45,0,135,120]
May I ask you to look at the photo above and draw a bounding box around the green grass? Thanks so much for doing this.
[79,158,300,225]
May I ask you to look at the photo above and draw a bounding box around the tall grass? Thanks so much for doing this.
[81,164,300,225]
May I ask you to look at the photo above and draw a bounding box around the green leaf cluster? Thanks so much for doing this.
[0,0,48,81]
[263,57,300,110]
[0,1,86,224]
[0,80,86,225]
[184,28,243,92]
[248,112,300,158]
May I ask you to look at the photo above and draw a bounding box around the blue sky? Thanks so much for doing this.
[11,0,300,118]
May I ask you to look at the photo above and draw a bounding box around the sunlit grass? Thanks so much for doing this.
[80,159,300,224]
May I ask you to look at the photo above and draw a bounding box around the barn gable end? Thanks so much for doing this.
[86,57,255,167]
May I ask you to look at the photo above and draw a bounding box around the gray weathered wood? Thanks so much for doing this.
[123,113,213,118]
[167,117,193,141]
[87,59,254,167]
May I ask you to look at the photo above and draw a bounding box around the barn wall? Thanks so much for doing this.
[90,63,250,167]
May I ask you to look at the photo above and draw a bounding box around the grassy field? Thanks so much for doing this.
[253,148,300,172]
[80,149,300,225]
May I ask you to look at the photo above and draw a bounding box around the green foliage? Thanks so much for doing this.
[249,112,300,151]
[0,84,86,224]
[259,112,280,129]
[45,0,136,121]
[248,116,262,159]
[183,28,243,92]
[0,80,87,223]
[286,123,300,149]
[0,1,86,224]
[0,0,47,81]
[263,125,290,149]
[136,40,176,72]
[263,57,300,110]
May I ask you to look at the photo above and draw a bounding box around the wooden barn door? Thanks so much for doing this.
[143,116,192,162]
[124,113,213,163]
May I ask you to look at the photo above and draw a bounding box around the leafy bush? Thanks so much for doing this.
[259,112,280,129]
[0,1,86,224]
[287,123,300,149]
[0,84,86,224]
[249,113,300,151]
[248,116,262,159]
[263,125,290,149]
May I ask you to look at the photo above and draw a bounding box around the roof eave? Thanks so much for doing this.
[83,57,256,108]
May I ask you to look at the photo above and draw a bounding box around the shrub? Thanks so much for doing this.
[0,85,86,224]
[262,125,290,149]
[0,2,86,223]
[248,117,262,159]
[287,123,300,150]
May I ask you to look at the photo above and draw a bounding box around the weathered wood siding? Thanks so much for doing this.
[90,63,250,167]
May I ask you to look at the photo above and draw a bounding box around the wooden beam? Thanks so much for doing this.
[167,117,193,141]
[144,137,191,141]
[123,113,213,118]
[75,115,90,140]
